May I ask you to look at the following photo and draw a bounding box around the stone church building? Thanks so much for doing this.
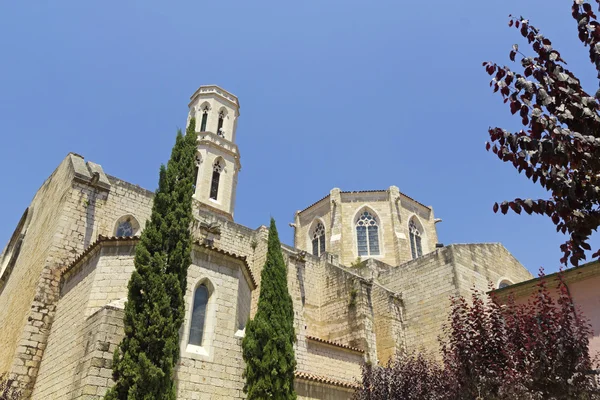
[0,85,533,399]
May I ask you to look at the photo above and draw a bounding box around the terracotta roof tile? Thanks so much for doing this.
[61,235,138,277]
[305,335,364,353]
[295,371,361,389]
[299,189,431,214]
[61,236,257,290]
[193,240,257,288]
[298,194,331,213]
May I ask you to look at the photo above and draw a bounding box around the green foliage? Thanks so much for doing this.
[105,120,198,400]
[242,218,297,400]
[350,257,362,268]
[348,288,358,308]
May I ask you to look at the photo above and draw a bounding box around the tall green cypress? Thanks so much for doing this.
[105,119,198,400]
[242,218,297,400]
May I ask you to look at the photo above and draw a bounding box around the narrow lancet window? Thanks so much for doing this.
[189,284,209,346]
[409,220,423,259]
[200,107,209,132]
[193,155,201,189]
[210,160,223,200]
[217,111,225,137]
[356,211,380,256]
[311,222,326,256]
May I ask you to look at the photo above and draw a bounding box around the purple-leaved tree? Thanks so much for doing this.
[484,1,600,267]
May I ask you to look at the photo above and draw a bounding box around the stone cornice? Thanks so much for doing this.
[295,371,360,390]
[305,335,364,354]
[189,85,240,111]
[60,235,256,290]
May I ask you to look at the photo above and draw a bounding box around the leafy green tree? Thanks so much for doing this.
[242,218,297,400]
[105,119,198,400]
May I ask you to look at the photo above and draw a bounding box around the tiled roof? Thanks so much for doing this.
[305,335,364,353]
[61,235,138,277]
[298,194,331,213]
[298,188,431,214]
[193,240,257,288]
[295,371,361,390]
[61,235,257,289]
[340,189,386,194]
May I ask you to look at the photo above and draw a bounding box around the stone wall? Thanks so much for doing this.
[294,187,439,268]
[0,155,75,390]
[302,341,362,383]
[30,245,100,399]
[295,380,355,400]
[378,243,533,355]
[175,248,253,400]
[0,153,154,396]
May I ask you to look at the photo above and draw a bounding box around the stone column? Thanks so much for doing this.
[328,188,343,257]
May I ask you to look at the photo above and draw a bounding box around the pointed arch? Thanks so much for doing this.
[209,157,224,201]
[217,107,227,137]
[193,153,202,188]
[199,102,211,132]
[497,278,514,289]
[309,219,326,257]
[408,216,425,259]
[354,207,381,257]
[185,277,216,356]
[189,280,212,346]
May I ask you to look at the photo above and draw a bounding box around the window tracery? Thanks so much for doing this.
[356,211,380,256]
[116,219,134,237]
[311,222,326,256]
[409,220,423,259]
[200,106,209,132]
[210,160,223,200]
[217,111,225,137]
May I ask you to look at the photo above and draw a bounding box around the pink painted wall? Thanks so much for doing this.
[507,274,600,361]
[570,275,600,360]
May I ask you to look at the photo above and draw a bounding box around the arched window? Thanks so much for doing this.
[116,219,134,237]
[356,211,380,256]
[498,280,513,289]
[189,284,210,346]
[200,106,209,132]
[311,222,326,256]
[194,154,201,188]
[114,215,140,237]
[217,110,225,137]
[209,160,223,200]
[409,220,423,259]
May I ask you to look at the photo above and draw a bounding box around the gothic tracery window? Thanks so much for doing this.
[209,160,223,200]
[311,222,326,256]
[116,219,134,237]
[217,111,225,137]
[356,211,380,256]
[409,220,423,259]
[200,106,209,132]
[189,284,209,346]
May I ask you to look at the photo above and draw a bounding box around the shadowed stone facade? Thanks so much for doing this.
[0,85,533,399]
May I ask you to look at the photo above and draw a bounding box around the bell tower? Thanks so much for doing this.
[187,85,241,220]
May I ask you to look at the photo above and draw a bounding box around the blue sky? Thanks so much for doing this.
[0,1,597,275]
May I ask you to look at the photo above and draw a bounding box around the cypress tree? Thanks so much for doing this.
[242,218,297,400]
[105,119,198,400]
